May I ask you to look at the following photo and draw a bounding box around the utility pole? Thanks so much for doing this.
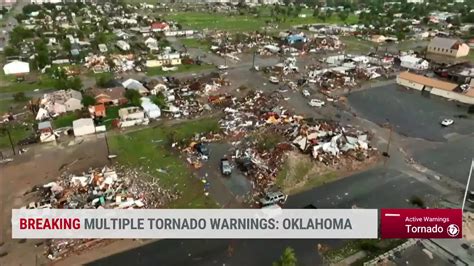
[104,132,110,158]
[1,127,15,156]
[461,159,474,212]
[252,51,256,69]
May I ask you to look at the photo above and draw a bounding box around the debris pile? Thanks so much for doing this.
[288,122,371,164]
[212,90,375,193]
[25,165,179,260]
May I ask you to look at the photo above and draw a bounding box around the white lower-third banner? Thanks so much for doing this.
[12,209,378,239]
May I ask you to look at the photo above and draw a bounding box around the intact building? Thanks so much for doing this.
[427,37,470,58]
[397,71,474,104]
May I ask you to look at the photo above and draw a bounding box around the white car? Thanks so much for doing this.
[217,65,228,70]
[441,119,454,127]
[308,99,325,107]
[269,76,279,84]
[302,89,310,97]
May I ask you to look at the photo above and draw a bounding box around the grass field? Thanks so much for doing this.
[340,36,375,53]
[109,118,220,208]
[0,123,34,149]
[181,38,211,50]
[146,63,214,77]
[164,11,358,32]
[0,76,55,93]
[52,112,80,128]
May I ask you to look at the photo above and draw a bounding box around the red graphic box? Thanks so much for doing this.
[381,209,462,239]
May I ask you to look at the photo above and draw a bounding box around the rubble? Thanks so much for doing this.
[24,165,178,260]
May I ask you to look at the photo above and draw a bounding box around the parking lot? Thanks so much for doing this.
[348,84,474,142]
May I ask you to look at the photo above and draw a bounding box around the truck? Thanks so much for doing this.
[220,158,232,176]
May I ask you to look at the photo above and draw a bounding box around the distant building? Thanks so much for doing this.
[427,37,470,58]
[0,0,17,7]
[397,71,474,104]
[407,0,424,3]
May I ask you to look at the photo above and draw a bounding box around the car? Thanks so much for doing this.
[217,65,228,70]
[259,191,287,206]
[269,76,279,84]
[467,191,474,203]
[220,158,232,176]
[308,99,325,107]
[461,243,470,250]
[302,89,310,97]
[196,143,210,158]
[441,118,454,127]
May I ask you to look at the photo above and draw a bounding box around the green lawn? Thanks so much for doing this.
[165,11,358,32]
[146,63,214,77]
[0,76,56,93]
[109,118,220,208]
[0,98,28,114]
[181,38,211,51]
[0,123,34,149]
[340,36,375,53]
[52,112,80,128]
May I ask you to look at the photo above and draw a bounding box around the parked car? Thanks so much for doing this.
[441,118,454,127]
[220,158,232,176]
[217,65,228,70]
[196,143,210,158]
[308,99,325,107]
[302,89,310,97]
[269,76,279,84]
[259,191,287,206]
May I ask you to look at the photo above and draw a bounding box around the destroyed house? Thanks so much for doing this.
[87,87,128,105]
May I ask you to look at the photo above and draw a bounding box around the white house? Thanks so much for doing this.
[122,79,149,95]
[3,61,30,75]
[141,97,161,119]
[145,38,159,51]
[400,55,429,70]
[72,118,96,137]
[116,40,131,51]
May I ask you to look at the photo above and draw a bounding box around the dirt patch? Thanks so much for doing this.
[0,136,110,266]
[277,151,380,194]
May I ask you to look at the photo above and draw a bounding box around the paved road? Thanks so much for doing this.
[88,167,440,266]
[348,84,474,142]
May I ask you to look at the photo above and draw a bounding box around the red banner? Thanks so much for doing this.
[381,209,462,239]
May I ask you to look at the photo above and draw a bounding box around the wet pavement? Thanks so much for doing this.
[88,167,439,266]
[348,84,474,142]
[413,136,474,188]
[197,143,252,206]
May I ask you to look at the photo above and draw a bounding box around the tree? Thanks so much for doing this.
[396,31,406,41]
[273,247,297,266]
[338,11,349,23]
[81,95,96,107]
[69,77,83,91]
[124,89,141,106]
[13,92,28,102]
[95,73,114,88]
[22,4,41,15]
[409,196,425,209]
[313,8,319,18]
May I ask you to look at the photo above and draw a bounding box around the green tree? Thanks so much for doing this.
[22,4,41,15]
[124,89,141,106]
[95,73,114,88]
[81,95,96,107]
[273,247,297,266]
[69,77,83,91]
[13,92,28,102]
[338,11,349,23]
[313,8,319,18]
